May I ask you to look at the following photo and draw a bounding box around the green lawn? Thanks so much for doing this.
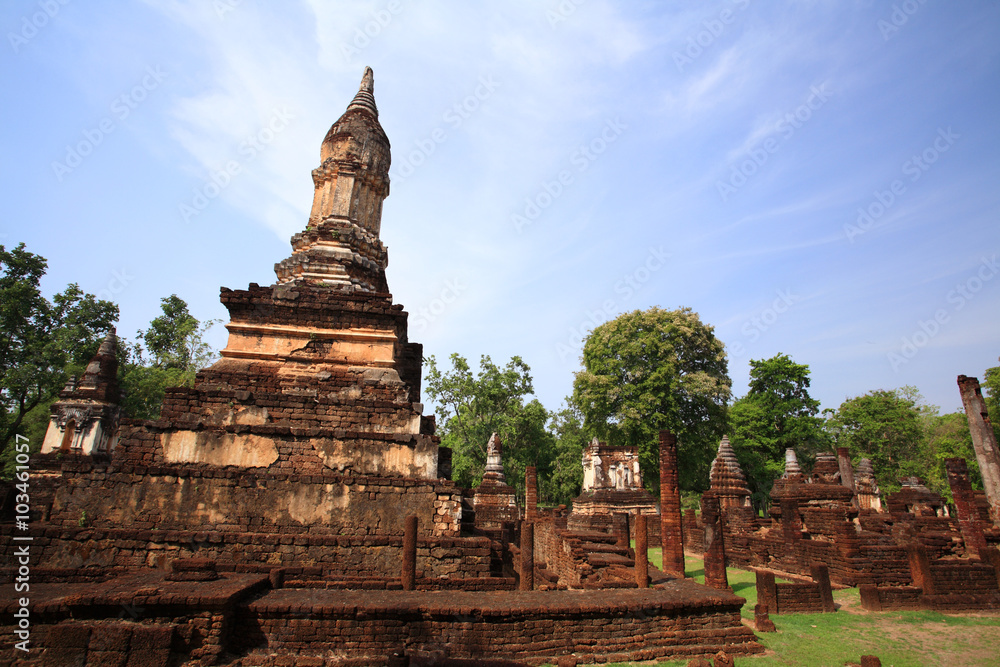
[606,548,1000,667]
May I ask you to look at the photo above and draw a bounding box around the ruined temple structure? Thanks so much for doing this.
[39,330,121,456]
[567,437,658,533]
[1,69,764,665]
[702,438,1000,611]
[471,433,519,530]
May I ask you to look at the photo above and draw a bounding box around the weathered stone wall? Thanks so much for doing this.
[233,587,762,665]
[2,525,491,580]
[36,456,462,540]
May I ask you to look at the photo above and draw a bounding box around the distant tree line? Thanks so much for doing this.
[3,243,997,508]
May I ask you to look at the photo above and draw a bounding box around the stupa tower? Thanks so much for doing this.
[150,67,442,485]
[275,66,391,291]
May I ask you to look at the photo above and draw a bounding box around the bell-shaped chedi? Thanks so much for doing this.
[781,448,804,480]
[472,433,519,530]
[40,329,121,456]
[708,436,751,509]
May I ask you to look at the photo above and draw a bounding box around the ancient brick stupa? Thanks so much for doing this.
[40,329,120,456]
[707,436,751,510]
[472,433,519,530]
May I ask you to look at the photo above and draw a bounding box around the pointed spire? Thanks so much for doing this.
[346,66,378,118]
[710,436,751,507]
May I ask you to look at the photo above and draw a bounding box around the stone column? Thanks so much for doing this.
[957,375,1000,525]
[837,447,855,492]
[810,562,836,612]
[756,570,778,615]
[945,457,988,555]
[402,515,417,591]
[524,465,538,521]
[702,494,728,590]
[659,430,685,577]
[634,513,649,588]
[754,603,776,632]
[519,521,534,591]
[859,584,882,611]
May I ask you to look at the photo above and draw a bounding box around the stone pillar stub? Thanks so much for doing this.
[658,430,685,577]
[402,515,417,590]
[756,570,778,615]
[810,562,836,612]
[519,521,534,591]
[702,494,729,591]
[635,513,649,588]
[957,375,1000,525]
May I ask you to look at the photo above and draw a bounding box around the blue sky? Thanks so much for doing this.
[3,0,999,417]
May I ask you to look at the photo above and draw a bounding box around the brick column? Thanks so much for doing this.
[905,541,936,596]
[780,497,802,565]
[837,447,855,492]
[754,603,776,632]
[659,430,685,577]
[945,457,988,554]
[519,521,534,591]
[810,562,836,612]
[701,494,728,590]
[859,584,882,611]
[402,515,418,590]
[634,513,649,588]
[755,570,778,615]
[958,375,1000,525]
[524,465,538,521]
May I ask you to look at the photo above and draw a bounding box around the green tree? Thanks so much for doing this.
[729,354,830,509]
[917,410,980,501]
[424,354,551,494]
[0,244,118,456]
[544,405,587,506]
[118,296,219,420]
[570,306,731,493]
[983,357,1000,444]
[825,387,926,495]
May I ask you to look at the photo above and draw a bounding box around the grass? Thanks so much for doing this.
[604,548,1000,667]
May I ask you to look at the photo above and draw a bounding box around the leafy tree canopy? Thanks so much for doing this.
[570,306,731,493]
[983,357,1000,444]
[424,354,548,495]
[824,387,928,495]
[729,353,829,509]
